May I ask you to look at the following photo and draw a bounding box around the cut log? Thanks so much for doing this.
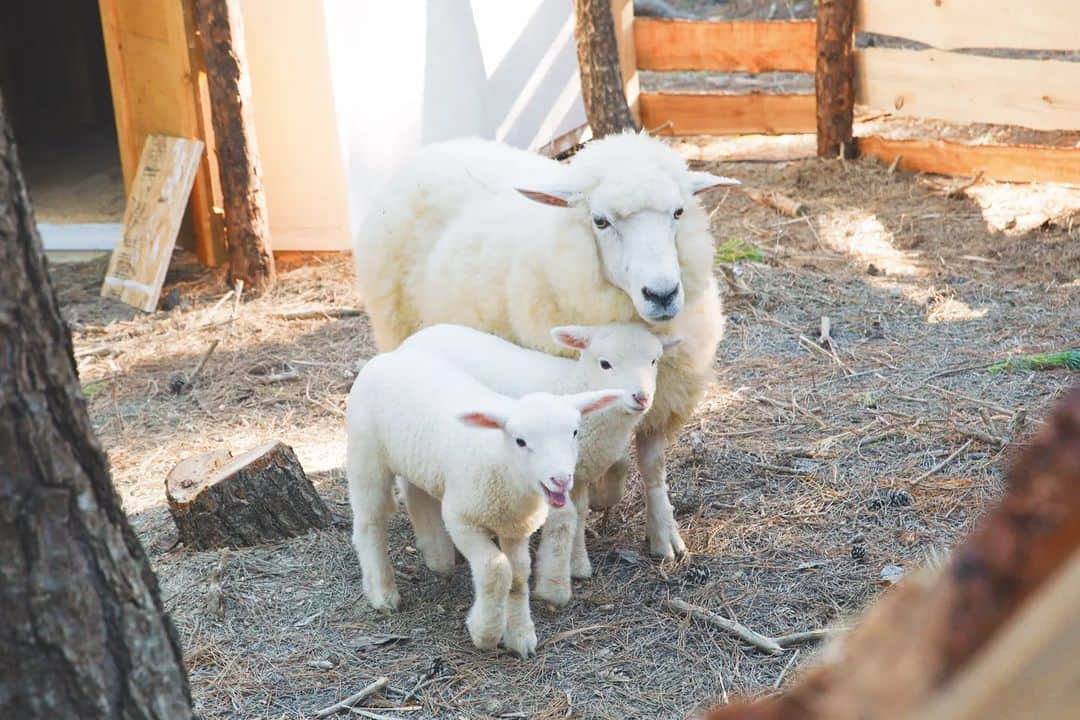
[816,0,856,158]
[166,442,332,550]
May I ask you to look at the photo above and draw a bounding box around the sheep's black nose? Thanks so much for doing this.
[642,283,680,307]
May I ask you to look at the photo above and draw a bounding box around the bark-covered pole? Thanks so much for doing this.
[0,99,194,719]
[196,0,276,291]
[575,0,639,137]
[816,0,856,158]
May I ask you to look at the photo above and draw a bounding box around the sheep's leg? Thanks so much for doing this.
[398,479,456,575]
[570,482,592,579]
[636,429,687,560]
[590,457,629,510]
[347,439,400,612]
[499,534,537,658]
[533,502,577,607]
[447,523,511,651]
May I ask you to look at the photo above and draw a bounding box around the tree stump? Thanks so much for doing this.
[166,442,331,550]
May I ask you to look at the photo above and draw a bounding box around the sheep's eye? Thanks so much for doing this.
[599,360,612,370]
[573,429,578,438]
[673,207,684,219]
[593,215,610,229]
[516,438,527,448]
[651,358,657,366]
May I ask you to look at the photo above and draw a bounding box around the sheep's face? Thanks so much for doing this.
[459,390,624,508]
[518,168,738,324]
[551,324,681,415]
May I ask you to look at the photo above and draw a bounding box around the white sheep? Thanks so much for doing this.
[354,131,736,560]
[400,322,680,606]
[346,345,622,656]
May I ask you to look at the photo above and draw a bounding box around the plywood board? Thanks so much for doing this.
[856,48,1080,132]
[856,0,1080,51]
[857,136,1080,185]
[102,135,204,311]
[640,92,816,136]
[635,19,815,73]
[98,0,224,266]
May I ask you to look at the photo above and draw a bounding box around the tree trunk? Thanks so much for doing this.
[575,0,638,137]
[165,442,333,550]
[816,0,856,159]
[196,0,276,292]
[0,101,194,719]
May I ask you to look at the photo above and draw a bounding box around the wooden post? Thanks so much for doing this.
[815,0,856,158]
[0,99,195,720]
[195,0,276,292]
[575,0,639,137]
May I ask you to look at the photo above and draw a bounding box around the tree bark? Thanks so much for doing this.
[196,0,276,292]
[0,100,194,719]
[816,0,856,159]
[575,0,638,137]
[165,442,332,550]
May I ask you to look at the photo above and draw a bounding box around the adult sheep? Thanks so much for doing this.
[354,131,736,559]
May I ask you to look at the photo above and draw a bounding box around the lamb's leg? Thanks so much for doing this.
[447,523,511,651]
[499,534,537,658]
[347,438,399,612]
[636,429,687,560]
[398,479,456,575]
[570,482,592,579]
[533,502,577,607]
[590,457,629,510]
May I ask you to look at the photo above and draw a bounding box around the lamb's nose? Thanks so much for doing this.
[632,392,650,407]
[642,283,680,307]
[550,475,572,490]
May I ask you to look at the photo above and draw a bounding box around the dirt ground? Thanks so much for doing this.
[51,149,1079,719]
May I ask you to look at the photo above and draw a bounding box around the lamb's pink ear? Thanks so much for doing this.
[659,335,683,352]
[459,411,506,430]
[687,170,740,196]
[516,186,581,207]
[571,390,624,417]
[550,325,594,350]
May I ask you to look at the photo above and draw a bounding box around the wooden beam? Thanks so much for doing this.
[816,0,856,158]
[639,92,816,136]
[856,48,1080,132]
[856,136,1080,185]
[855,0,1080,51]
[634,19,815,73]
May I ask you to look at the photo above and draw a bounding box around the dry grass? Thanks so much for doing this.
[53,152,1079,720]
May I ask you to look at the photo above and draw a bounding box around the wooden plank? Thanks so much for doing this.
[102,135,204,312]
[855,47,1080,132]
[97,0,225,266]
[856,0,1080,51]
[640,92,816,136]
[914,550,1080,720]
[857,136,1080,185]
[634,19,816,73]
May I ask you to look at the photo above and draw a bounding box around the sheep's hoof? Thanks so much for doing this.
[502,623,538,659]
[466,610,504,650]
[648,527,688,561]
[533,577,571,607]
[363,585,400,614]
[570,554,593,579]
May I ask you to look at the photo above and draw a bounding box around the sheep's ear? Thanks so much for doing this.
[659,335,683,352]
[459,411,507,430]
[570,390,624,417]
[550,325,594,350]
[686,171,740,195]
[516,186,582,207]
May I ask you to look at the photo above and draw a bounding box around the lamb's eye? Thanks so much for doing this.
[652,358,657,366]
[673,207,684,219]
[573,429,578,438]
[516,438,527,448]
[599,360,612,370]
[593,215,610,229]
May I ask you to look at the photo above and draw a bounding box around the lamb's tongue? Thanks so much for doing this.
[548,490,567,508]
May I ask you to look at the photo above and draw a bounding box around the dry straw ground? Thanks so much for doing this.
[53,151,1078,719]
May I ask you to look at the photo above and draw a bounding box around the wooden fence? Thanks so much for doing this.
[628,2,1080,184]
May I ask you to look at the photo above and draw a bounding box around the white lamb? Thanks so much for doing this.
[400,322,680,606]
[354,131,736,560]
[346,345,622,657]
